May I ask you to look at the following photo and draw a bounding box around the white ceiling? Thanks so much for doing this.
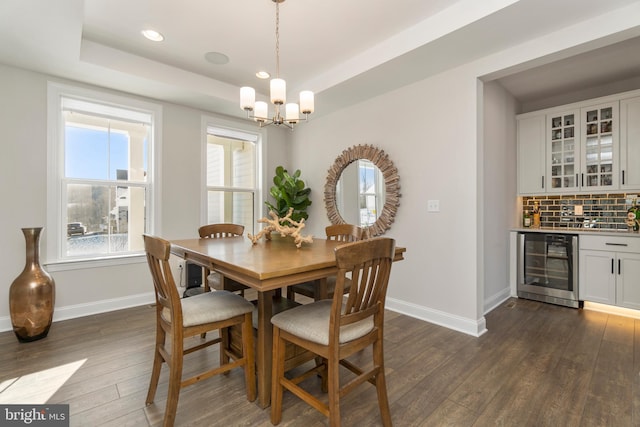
[1,0,640,118]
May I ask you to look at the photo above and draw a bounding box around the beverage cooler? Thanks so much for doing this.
[517,232,581,308]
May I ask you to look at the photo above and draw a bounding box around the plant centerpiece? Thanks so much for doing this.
[265,166,312,222]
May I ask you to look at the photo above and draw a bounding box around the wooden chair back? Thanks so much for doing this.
[199,223,244,239]
[198,223,248,295]
[144,234,183,327]
[331,237,395,337]
[286,224,368,302]
[325,224,366,242]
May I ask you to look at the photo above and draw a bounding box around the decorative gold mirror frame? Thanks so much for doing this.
[324,144,401,237]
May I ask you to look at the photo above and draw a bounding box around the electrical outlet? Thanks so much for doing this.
[427,200,440,212]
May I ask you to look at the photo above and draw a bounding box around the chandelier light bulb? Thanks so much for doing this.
[286,103,299,123]
[254,101,269,122]
[240,87,256,111]
[300,91,314,114]
[270,79,286,105]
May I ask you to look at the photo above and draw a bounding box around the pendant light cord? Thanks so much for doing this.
[275,0,280,79]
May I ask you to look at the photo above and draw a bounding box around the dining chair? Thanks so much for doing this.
[286,224,367,302]
[143,234,256,427]
[271,237,395,427]
[198,223,249,296]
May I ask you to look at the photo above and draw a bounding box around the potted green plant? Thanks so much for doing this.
[265,166,312,223]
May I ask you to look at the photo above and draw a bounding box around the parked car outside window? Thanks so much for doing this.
[67,222,86,237]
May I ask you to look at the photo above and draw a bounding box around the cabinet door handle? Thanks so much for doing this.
[606,243,628,247]
[618,259,621,275]
[611,258,614,274]
[541,176,544,189]
[581,173,584,187]
[622,170,625,185]
[576,174,578,187]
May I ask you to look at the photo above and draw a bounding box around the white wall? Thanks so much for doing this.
[0,64,288,329]
[482,81,518,312]
[291,66,486,335]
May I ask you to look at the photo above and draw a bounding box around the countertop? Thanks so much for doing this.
[511,227,640,238]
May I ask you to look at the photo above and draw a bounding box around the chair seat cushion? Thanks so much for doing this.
[163,290,254,327]
[271,300,373,346]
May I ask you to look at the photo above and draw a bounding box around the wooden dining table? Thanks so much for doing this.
[170,234,405,408]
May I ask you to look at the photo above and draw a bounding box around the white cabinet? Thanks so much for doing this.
[545,103,618,193]
[580,102,618,191]
[515,90,640,196]
[547,110,579,192]
[517,115,546,195]
[620,96,640,189]
[579,235,640,309]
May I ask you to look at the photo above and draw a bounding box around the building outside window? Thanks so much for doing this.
[336,159,384,227]
[47,83,160,263]
[204,125,260,235]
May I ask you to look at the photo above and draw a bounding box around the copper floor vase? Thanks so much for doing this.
[9,227,55,342]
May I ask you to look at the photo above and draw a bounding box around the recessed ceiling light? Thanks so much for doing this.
[256,71,270,79]
[204,52,230,65]
[141,29,164,42]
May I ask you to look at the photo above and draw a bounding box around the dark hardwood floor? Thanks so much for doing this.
[1,295,638,426]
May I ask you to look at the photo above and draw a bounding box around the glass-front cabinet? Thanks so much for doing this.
[581,103,618,191]
[517,90,639,196]
[547,110,579,192]
[545,103,618,193]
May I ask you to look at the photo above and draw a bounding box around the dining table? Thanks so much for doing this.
[169,233,406,408]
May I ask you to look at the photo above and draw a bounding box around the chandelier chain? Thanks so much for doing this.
[275,0,280,79]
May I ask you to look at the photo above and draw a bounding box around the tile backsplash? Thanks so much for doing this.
[522,193,638,230]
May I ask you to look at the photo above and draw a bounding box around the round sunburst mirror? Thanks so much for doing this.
[324,144,400,237]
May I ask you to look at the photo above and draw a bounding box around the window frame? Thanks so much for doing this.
[46,82,162,270]
[201,117,263,236]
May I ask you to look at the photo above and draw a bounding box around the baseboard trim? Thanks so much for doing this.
[484,287,511,315]
[386,297,487,337]
[0,292,155,333]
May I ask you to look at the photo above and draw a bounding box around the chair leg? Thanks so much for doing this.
[163,335,184,427]
[373,338,392,427]
[270,326,285,425]
[145,326,165,405]
[220,327,231,368]
[327,353,341,427]
[242,313,257,402]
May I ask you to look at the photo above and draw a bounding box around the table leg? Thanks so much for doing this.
[316,277,328,301]
[256,289,274,408]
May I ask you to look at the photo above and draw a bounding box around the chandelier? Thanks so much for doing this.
[240,0,314,130]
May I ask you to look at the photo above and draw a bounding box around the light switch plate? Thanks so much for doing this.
[427,200,440,212]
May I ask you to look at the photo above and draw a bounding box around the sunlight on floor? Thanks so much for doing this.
[0,359,87,404]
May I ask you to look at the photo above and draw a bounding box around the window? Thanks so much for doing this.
[47,83,160,263]
[358,160,383,227]
[204,125,260,234]
[336,160,384,227]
